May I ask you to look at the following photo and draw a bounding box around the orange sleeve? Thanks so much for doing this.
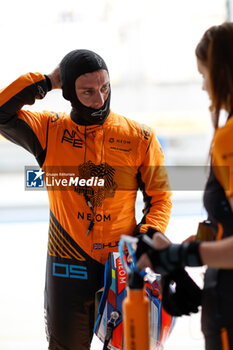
[0,72,47,107]
[212,119,233,198]
[0,72,51,164]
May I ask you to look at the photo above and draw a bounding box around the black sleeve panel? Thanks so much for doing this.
[136,168,152,226]
[0,115,49,167]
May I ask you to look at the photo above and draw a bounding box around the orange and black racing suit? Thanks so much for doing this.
[203,115,233,350]
[0,73,172,350]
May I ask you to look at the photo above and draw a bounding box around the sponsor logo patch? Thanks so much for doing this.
[61,129,83,148]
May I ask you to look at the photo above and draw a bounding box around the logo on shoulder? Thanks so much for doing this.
[139,124,151,140]
[25,167,45,189]
[51,112,60,123]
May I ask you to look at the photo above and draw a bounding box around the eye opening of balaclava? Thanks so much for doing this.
[60,49,111,126]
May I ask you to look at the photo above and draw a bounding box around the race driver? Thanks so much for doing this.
[0,49,172,350]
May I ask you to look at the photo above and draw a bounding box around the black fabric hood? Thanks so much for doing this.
[60,49,111,125]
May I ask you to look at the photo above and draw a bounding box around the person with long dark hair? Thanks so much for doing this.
[137,22,233,350]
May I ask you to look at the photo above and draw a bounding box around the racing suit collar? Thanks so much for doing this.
[74,110,113,135]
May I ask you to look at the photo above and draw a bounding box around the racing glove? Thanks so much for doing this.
[161,268,202,316]
[136,234,203,274]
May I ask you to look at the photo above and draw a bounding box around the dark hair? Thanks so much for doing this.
[195,22,233,129]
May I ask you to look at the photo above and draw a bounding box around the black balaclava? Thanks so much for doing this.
[60,49,111,126]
